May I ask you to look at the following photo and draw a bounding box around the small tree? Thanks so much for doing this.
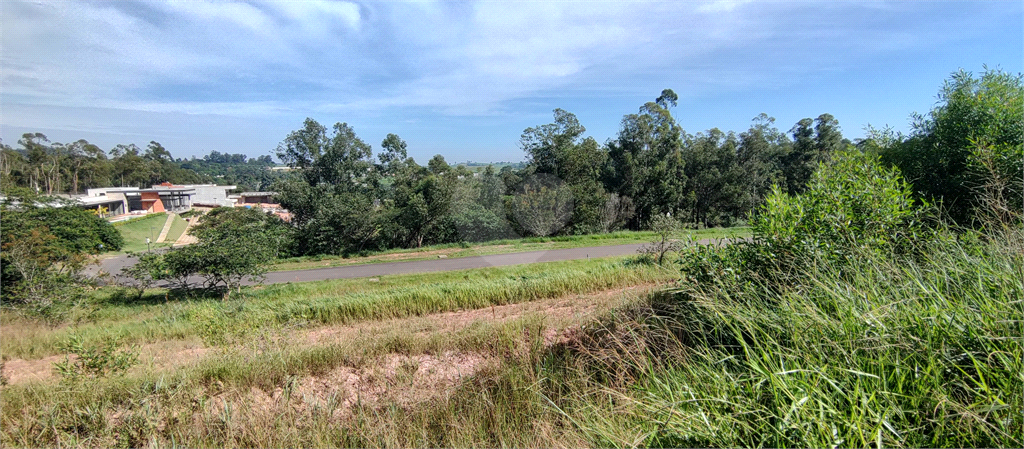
[640,214,683,264]
[160,207,288,297]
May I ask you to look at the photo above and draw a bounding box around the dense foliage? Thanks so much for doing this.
[271,89,855,256]
[529,150,1022,448]
[0,198,123,314]
[0,138,288,194]
[871,68,1023,223]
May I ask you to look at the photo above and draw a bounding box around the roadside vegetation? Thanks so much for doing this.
[0,69,1020,447]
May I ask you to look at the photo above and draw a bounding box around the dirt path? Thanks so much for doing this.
[1,283,661,387]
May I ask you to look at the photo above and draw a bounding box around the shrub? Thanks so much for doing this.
[752,149,927,269]
[53,334,139,383]
[149,207,288,296]
[639,214,683,264]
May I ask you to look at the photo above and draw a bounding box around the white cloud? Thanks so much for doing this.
[266,1,362,33]
[2,0,1018,155]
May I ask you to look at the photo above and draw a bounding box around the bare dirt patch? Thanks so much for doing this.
[294,351,490,418]
[2,339,212,386]
[2,283,663,390]
[2,354,66,385]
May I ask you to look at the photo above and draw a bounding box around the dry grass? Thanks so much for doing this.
[0,276,665,447]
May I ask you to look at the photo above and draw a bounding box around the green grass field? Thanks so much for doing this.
[112,213,169,253]
[163,213,188,243]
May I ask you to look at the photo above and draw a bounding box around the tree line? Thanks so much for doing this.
[272,91,851,256]
[0,139,287,194]
[275,68,1021,258]
[3,68,1019,262]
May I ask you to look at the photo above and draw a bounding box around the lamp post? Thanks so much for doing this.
[146,237,151,252]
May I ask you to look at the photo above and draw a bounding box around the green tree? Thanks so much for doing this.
[274,119,381,255]
[879,68,1023,223]
[680,128,746,227]
[0,200,120,311]
[736,114,789,215]
[163,207,289,295]
[386,155,457,247]
[606,93,687,229]
[378,133,410,177]
[520,109,608,234]
[782,114,846,195]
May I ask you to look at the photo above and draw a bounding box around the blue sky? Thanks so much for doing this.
[1,1,1021,163]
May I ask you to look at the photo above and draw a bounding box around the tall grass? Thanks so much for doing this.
[557,229,1023,447]
[4,226,1018,447]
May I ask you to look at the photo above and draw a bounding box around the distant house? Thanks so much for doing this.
[87,185,194,213]
[236,191,291,222]
[180,184,237,208]
[76,192,128,217]
[239,192,276,204]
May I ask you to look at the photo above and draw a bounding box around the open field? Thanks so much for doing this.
[271,227,749,272]
[1,257,673,361]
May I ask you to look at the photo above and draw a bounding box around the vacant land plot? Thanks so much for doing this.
[0,256,673,447]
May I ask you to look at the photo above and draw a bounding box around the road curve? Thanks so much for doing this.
[91,239,730,286]
[262,243,647,284]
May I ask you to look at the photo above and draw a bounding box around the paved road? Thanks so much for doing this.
[263,243,648,284]
[87,243,653,286]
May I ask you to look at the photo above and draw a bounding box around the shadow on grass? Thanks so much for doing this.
[96,286,225,306]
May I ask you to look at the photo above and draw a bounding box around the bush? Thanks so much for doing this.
[752,149,927,269]
[0,204,111,315]
[142,207,288,296]
[53,334,139,383]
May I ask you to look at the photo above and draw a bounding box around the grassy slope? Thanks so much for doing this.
[0,256,672,447]
[111,213,172,253]
[0,256,672,360]
[5,230,1015,448]
[162,214,188,243]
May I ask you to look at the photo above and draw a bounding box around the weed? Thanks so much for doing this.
[53,334,139,383]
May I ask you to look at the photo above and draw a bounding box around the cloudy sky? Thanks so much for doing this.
[1,1,1021,163]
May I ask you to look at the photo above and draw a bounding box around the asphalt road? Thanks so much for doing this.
[87,243,653,286]
[263,243,648,284]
